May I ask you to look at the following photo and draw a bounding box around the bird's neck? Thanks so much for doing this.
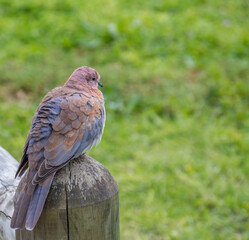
[64,81,104,101]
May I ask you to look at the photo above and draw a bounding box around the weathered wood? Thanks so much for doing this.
[16,155,120,240]
[0,146,19,240]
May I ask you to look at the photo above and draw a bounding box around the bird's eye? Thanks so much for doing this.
[92,77,96,81]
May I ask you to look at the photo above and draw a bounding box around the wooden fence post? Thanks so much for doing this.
[0,146,20,240]
[0,146,119,240]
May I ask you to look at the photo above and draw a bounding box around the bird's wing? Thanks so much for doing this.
[16,92,105,184]
[32,93,105,184]
[15,96,62,178]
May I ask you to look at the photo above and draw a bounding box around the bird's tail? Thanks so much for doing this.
[10,171,55,230]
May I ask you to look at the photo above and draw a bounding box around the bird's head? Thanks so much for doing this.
[65,66,103,90]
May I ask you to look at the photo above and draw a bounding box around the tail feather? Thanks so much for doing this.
[11,173,55,230]
[26,173,55,230]
[10,184,35,229]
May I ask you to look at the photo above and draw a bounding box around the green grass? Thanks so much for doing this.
[0,0,249,239]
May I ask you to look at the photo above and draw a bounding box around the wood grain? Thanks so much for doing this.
[0,146,19,240]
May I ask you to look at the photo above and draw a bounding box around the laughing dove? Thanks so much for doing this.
[10,66,105,230]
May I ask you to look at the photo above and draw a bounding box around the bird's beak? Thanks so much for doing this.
[98,82,103,87]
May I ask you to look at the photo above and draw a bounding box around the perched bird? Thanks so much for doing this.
[10,66,105,230]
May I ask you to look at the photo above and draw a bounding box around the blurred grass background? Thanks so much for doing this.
[0,0,249,239]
